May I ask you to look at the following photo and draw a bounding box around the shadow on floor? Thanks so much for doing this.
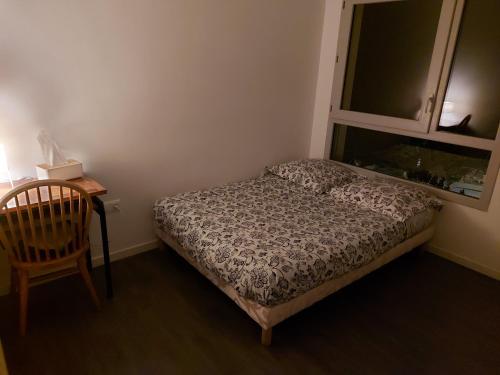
[0,248,499,375]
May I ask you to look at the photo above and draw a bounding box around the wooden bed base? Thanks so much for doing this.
[156,225,435,346]
[261,328,272,346]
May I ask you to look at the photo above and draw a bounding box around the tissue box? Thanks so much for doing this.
[36,159,83,180]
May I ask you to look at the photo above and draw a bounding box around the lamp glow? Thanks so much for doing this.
[439,101,462,128]
[0,144,13,188]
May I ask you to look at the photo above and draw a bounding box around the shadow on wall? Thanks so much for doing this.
[0,50,71,293]
[0,50,65,179]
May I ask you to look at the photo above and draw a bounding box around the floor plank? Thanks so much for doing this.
[0,248,499,375]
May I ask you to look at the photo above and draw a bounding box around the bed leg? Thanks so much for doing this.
[261,328,272,346]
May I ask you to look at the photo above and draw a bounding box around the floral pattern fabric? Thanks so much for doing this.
[329,178,443,222]
[153,175,420,307]
[266,159,362,194]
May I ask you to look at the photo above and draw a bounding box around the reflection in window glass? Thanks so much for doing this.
[341,0,442,120]
[331,125,491,199]
[438,0,500,139]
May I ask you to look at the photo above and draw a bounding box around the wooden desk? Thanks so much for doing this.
[0,176,113,299]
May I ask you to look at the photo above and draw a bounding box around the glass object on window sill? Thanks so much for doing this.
[331,125,491,199]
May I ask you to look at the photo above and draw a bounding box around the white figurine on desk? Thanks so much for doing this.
[35,130,83,180]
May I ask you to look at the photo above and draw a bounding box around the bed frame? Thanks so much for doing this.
[155,225,435,346]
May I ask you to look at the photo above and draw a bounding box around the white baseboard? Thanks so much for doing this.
[0,239,160,297]
[91,239,160,267]
[424,244,500,281]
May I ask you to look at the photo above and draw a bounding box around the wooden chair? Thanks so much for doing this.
[0,180,100,336]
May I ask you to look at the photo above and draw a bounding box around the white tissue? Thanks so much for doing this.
[37,130,67,167]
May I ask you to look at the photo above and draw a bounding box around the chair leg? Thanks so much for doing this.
[86,245,93,273]
[78,257,101,310]
[18,271,29,336]
[10,267,18,295]
[261,327,272,346]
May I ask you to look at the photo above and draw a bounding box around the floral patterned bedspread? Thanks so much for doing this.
[153,175,417,307]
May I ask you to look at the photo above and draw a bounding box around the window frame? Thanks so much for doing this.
[325,120,500,211]
[429,0,500,150]
[330,0,456,133]
[327,0,500,211]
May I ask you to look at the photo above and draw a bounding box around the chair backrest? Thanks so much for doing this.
[0,180,93,268]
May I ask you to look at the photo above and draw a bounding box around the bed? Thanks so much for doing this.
[153,161,440,345]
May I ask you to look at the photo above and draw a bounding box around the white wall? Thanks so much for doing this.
[0,0,326,293]
[309,0,342,158]
[429,174,500,279]
[310,0,500,280]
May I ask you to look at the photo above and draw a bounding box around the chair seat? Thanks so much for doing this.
[25,222,75,251]
[7,222,80,266]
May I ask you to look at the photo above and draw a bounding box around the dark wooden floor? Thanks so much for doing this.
[0,248,499,375]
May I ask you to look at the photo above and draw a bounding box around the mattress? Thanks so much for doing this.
[153,174,434,307]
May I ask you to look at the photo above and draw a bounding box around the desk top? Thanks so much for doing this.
[0,176,107,208]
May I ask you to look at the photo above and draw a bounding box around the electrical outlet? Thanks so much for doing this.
[103,199,121,213]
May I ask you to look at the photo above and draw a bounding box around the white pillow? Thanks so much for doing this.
[329,178,442,221]
[267,159,362,194]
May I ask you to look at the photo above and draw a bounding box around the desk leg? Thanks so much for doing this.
[86,248,93,272]
[92,196,114,299]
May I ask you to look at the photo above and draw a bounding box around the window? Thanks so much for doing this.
[329,0,500,210]
[331,125,491,200]
[332,0,455,132]
[433,0,500,141]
